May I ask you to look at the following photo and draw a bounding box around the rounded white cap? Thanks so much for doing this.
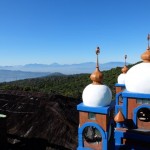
[82,84,112,107]
[117,73,126,84]
[125,62,150,93]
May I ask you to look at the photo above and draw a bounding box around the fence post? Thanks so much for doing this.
[0,114,7,150]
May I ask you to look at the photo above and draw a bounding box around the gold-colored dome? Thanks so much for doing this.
[90,47,103,85]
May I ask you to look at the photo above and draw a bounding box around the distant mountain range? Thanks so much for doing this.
[0,61,130,73]
[0,62,130,82]
[0,70,63,83]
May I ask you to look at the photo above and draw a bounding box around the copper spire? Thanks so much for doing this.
[90,47,103,85]
[121,55,128,73]
[96,46,100,68]
[141,34,150,62]
[147,33,150,49]
[114,111,125,123]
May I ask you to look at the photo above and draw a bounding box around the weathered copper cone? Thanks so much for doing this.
[114,111,125,123]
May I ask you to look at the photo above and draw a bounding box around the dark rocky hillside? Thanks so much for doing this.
[0,90,81,150]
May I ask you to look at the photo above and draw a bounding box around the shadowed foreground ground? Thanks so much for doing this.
[0,90,81,150]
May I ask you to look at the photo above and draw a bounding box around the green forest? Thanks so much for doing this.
[0,63,135,100]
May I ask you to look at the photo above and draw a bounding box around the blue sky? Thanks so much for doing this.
[0,0,150,66]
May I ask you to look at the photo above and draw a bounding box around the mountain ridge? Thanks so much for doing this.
[0,70,64,83]
[0,61,130,73]
[0,61,131,82]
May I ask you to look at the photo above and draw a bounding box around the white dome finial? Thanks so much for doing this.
[82,46,112,107]
[90,47,103,85]
[141,34,150,63]
[117,55,128,84]
[125,34,150,93]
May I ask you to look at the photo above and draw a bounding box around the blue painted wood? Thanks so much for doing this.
[122,97,128,118]
[115,92,122,105]
[115,83,125,87]
[115,92,123,115]
[114,90,150,149]
[122,90,150,99]
[114,131,124,144]
[77,103,114,114]
[133,104,150,128]
[77,84,150,150]
[77,122,108,150]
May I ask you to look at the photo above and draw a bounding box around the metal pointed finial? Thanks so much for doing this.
[125,54,127,66]
[96,47,100,68]
[121,54,128,73]
[141,34,150,62]
[90,46,103,85]
[147,34,150,49]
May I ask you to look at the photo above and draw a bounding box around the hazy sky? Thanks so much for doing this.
[0,0,150,66]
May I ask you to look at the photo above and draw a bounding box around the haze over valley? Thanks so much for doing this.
[0,61,130,82]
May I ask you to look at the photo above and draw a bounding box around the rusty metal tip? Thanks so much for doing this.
[147,34,150,40]
[147,34,150,49]
[96,47,100,55]
[96,46,100,50]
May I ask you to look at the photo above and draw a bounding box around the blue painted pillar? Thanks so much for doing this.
[123,97,128,118]
[78,127,83,148]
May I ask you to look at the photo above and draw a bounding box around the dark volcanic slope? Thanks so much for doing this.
[0,90,81,150]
